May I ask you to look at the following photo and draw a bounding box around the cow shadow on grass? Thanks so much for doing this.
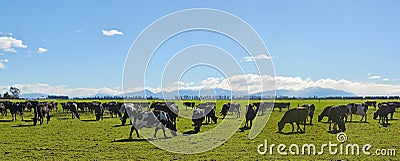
[276,131,306,135]
[12,124,35,128]
[57,117,72,120]
[0,120,13,122]
[23,119,33,122]
[81,119,98,122]
[112,138,147,142]
[183,130,199,135]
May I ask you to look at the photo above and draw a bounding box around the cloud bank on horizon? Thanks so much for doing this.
[2,74,400,97]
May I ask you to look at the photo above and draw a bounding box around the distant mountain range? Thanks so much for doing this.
[18,86,356,99]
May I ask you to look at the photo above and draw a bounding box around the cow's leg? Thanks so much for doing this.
[328,121,332,132]
[309,115,313,125]
[390,112,394,120]
[350,114,352,122]
[290,123,294,132]
[154,127,159,138]
[162,126,167,138]
[130,125,139,138]
[21,113,24,121]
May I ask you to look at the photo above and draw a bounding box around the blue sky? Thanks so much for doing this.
[1,1,400,96]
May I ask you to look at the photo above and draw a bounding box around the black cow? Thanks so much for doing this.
[299,104,315,125]
[103,102,123,118]
[328,106,346,132]
[220,102,240,118]
[365,101,377,110]
[244,104,259,128]
[278,108,308,133]
[252,102,273,115]
[196,103,217,124]
[5,102,24,121]
[183,102,196,110]
[318,105,349,122]
[374,103,396,125]
[274,102,290,112]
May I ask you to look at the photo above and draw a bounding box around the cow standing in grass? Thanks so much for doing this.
[273,102,290,112]
[253,102,273,115]
[196,103,217,124]
[374,103,396,125]
[150,102,179,128]
[244,104,259,128]
[299,104,315,125]
[347,103,368,122]
[34,102,51,125]
[5,102,24,121]
[93,102,104,121]
[318,105,349,122]
[220,102,240,119]
[68,102,80,119]
[0,102,7,116]
[278,108,308,133]
[328,106,346,132]
[120,103,177,138]
[192,108,205,133]
[183,102,196,110]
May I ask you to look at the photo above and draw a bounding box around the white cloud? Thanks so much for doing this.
[37,47,48,54]
[369,75,381,79]
[102,29,123,36]
[0,36,27,53]
[243,54,272,62]
[0,58,9,69]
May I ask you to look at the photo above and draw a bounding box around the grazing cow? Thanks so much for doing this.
[220,102,240,118]
[69,102,80,119]
[93,102,104,121]
[61,102,70,113]
[245,104,259,128]
[318,105,349,122]
[299,104,315,125]
[183,102,196,110]
[196,103,217,124]
[274,102,290,112]
[120,104,177,138]
[192,108,205,133]
[365,101,377,110]
[103,102,123,118]
[347,103,368,122]
[34,102,51,125]
[252,102,273,115]
[150,102,179,128]
[5,102,24,121]
[374,103,396,125]
[278,108,308,133]
[328,106,346,132]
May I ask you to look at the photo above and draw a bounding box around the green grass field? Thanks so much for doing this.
[0,99,398,160]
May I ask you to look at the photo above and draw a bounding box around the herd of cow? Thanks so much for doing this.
[0,100,399,138]
[277,101,400,134]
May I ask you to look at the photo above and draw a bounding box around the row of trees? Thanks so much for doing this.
[0,87,20,99]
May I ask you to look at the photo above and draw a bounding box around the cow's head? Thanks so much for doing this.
[278,121,284,132]
[373,111,379,119]
[317,115,324,122]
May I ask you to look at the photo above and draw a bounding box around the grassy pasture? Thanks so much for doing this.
[0,99,398,160]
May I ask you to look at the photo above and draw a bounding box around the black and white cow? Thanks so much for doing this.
[68,102,80,119]
[150,102,179,128]
[347,103,368,122]
[196,103,217,124]
[192,108,205,133]
[220,102,240,118]
[34,102,50,125]
[92,102,104,121]
[0,102,7,116]
[120,103,177,138]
